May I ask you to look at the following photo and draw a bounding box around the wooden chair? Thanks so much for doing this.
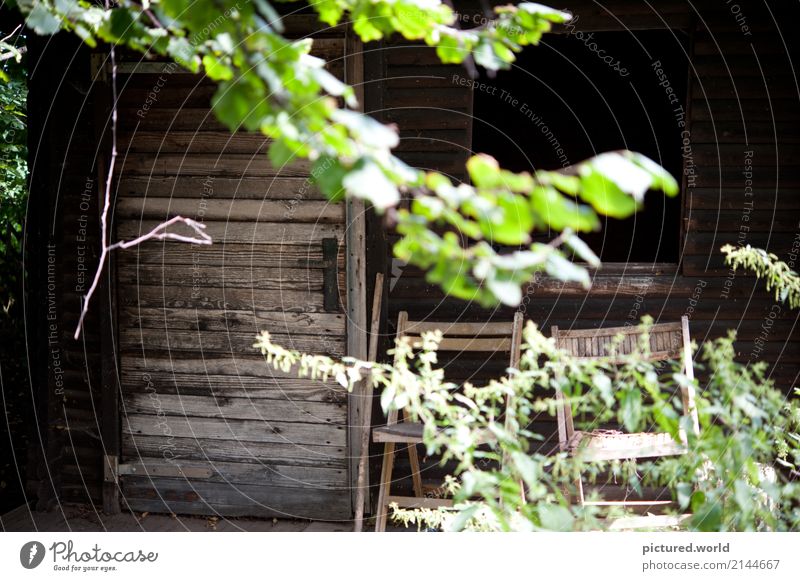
[551,316,699,514]
[373,311,524,532]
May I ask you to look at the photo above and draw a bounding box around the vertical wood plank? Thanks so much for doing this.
[354,273,384,531]
[345,28,367,514]
[679,14,698,270]
[90,52,121,514]
[681,315,700,436]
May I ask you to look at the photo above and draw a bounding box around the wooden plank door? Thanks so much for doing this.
[112,28,357,520]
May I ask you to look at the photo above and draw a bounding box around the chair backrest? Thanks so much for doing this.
[398,311,524,370]
[551,316,698,448]
[387,311,524,425]
[551,319,686,364]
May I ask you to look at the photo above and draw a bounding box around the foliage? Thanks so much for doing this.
[722,243,800,309]
[12,0,677,305]
[1,26,26,80]
[255,321,800,532]
[0,39,27,315]
[650,335,800,531]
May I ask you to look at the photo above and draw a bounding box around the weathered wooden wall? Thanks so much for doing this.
[26,16,361,519]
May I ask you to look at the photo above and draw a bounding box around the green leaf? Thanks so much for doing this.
[353,14,384,42]
[487,277,522,306]
[676,482,692,509]
[691,493,722,532]
[467,154,500,188]
[202,54,233,81]
[473,39,507,70]
[530,186,599,232]
[512,451,540,486]
[592,373,614,407]
[590,152,654,202]
[108,9,137,43]
[620,387,642,432]
[578,166,639,219]
[314,0,345,27]
[380,383,396,414]
[26,4,62,35]
[449,505,480,532]
[267,140,297,168]
[627,152,679,196]
[544,252,590,287]
[733,479,753,514]
[538,504,574,531]
[564,233,600,267]
[342,159,399,210]
[332,109,398,149]
[518,3,572,23]
[311,156,348,202]
[484,194,533,245]
[436,35,465,64]
[211,78,267,132]
[411,196,444,221]
[253,0,285,32]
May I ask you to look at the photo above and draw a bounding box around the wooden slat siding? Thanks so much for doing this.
[119,329,345,357]
[122,393,345,424]
[118,481,351,519]
[120,375,347,404]
[114,18,352,519]
[123,415,346,447]
[116,197,343,223]
[117,264,325,291]
[117,285,328,312]
[119,153,314,177]
[117,458,346,489]
[383,39,472,182]
[119,308,345,334]
[116,176,327,199]
[115,243,342,269]
[122,436,347,468]
[117,220,343,244]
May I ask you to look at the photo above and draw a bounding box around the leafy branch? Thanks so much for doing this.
[722,244,800,309]
[16,0,678,315]
[72,9,212,339]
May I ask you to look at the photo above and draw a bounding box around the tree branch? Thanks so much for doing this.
[73,33,213,340]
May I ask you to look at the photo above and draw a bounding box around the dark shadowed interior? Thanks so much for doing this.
[472,30,689,263]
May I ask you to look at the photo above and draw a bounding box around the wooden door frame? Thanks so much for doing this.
[345,30,368,512]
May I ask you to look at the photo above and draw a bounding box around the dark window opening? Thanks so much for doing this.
[471,30,688,263]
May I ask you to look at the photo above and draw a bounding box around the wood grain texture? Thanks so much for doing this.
[112,17,352,520]
[122,414,346,447]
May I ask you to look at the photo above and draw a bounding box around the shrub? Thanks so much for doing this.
[255,320,800,531]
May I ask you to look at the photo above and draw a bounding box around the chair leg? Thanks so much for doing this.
[375,441,395,532]
[407,444,424,498]
[401,409,424,498]
[576,476,585,505]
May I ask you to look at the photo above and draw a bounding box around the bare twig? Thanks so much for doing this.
[74,35,212,340]
[0,47,26,62]
[1,24,22,44]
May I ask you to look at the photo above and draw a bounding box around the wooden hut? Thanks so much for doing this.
[23,0,800,521]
